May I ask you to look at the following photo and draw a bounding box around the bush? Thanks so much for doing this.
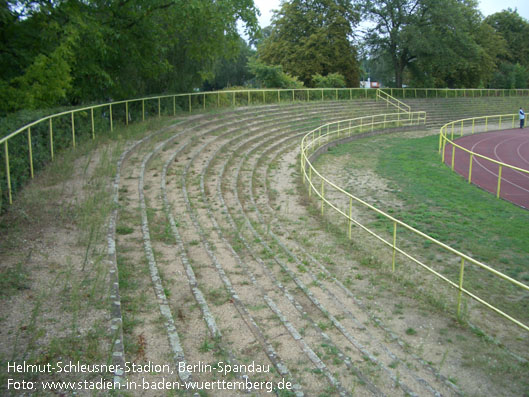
[248,59,303,89]
[312,73,346,88]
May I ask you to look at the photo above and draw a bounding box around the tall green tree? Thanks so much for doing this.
[258,0,360,87]
[361,0,500,88]
[484,9,529,88]
[0,0,260,114]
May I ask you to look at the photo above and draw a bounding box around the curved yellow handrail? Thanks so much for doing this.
[438,114,529,198]
[300,111,529,332]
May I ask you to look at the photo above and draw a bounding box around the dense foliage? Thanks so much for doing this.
[257,0,361,87]
[0,0,259,115]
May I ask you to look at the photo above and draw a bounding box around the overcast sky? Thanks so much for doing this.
[253,0,529,28]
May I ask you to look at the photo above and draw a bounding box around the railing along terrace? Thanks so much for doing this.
[300,108,529,333]
[1,87,528,209]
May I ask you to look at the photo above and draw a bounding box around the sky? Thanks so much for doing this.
[252,0,529,28]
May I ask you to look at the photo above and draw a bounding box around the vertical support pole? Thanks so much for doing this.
[28,128,33,178]
[384,114,387,129]
[499,115,502,129]
[451,124,454,140]
[442,139,447,163]
[451,144,456,170]
[233,92,235,107]
[142,100,145,121]
[496,165,502,198]
[321,89,323,101]
[309,167,312,197]
[247,91,250,105]
[125,101,129,125]
[263,91,265,103]
[320,180,324,215]
[485,117,488,132]
[348,197,353,239]
[49,118,54,161]
[91,108,95,140]
[512,114,515,128]
[173,96,176,116]
[292,90,294,102]
[460,120,463,136]
[468,154,473,183]
[158,97,161,117]
[307,90,310,101]
[472,119,475,134]
[392,222,397,272]
[110,104,113,131]
[457,258,465,317]
[71,112,76,148]
[371,115,374,132]
[335,89,338,100]
[189,95,192,113]
[308,167,312,197]
[4,141,12,204]
[218,92,221,108]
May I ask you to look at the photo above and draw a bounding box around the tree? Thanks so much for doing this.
[258,0,360,87]
[0,0,260,114]
[361,0,499,88]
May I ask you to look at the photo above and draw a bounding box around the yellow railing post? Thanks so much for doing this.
[142,99,145,121]
[247,91,250,105]
[460,120,463,136]
[457,258,465,318]
[512,114,515,128]
[49,118,54,161]
[321,180,324,215]
[158,97,161,117]
[110,104,113,131]
[292,90,295,102]
[451,123,454,140]
[451,144,456,170]
[4,141,12,204]
[308,166,312,197]
[485,116,488,131]
[219,92,221,108]
[392,222,397,272]
[497,165,502,198]
[71,112,76,148]
[472,119,475,134]
[125,101,129,125]
[233,92,236,107]
[499,115,502,129]
[91,108,95,140]
[384,114,387,128]
[189,95,192,112]
[204,93,207,110]
[173,96,176,116]
[348,197,352,239]
[468,154,473,183]
[28,128,33,178]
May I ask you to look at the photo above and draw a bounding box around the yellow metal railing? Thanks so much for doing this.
[438,114,529,199]
[300,111,529,333]
[380,87,529,99]
[0,88,386,207]
[376,89,411,113]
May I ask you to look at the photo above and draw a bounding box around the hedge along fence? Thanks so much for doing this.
[2,87,529,212]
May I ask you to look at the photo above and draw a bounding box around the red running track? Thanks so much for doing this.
[443,128,529,209]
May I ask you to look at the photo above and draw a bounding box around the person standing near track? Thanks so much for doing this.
[520,107,525,128]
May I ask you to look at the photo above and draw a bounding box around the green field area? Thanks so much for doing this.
[327,133,529,281]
